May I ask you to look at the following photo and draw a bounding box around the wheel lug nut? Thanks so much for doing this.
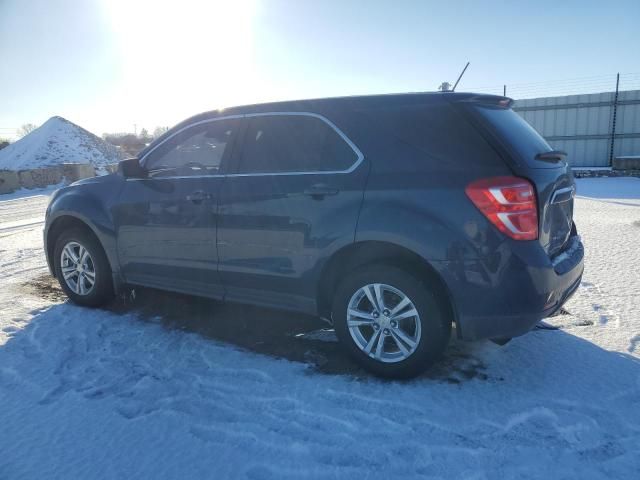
[373,324,380,330]
[383,328,390,335]
[383,309,390,317]
[390,320,397,328]
[372,311,379,318]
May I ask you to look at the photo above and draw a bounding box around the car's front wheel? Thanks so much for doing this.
[332,265,451,378]
[53,228,114,307]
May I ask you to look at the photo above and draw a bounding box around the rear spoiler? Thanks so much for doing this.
[451,94,514,108]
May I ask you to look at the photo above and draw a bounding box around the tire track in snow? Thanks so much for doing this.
[0,195,49,224]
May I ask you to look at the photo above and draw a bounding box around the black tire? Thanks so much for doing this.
[332,264,451,379]
[53,227,115,307]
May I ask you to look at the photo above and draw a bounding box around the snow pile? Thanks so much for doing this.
[0,178,639,478]
[0,116,122,174]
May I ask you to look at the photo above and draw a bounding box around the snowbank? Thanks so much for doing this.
[0,116,122,174]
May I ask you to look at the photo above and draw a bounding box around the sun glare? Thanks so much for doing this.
[100,0,259,131]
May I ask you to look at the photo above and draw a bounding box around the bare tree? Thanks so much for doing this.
[139,128,151,141]
[153,126,169,139]
[102,132,146,157]
[18,123,37,138]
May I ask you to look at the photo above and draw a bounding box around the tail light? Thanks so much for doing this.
[465,176,538,240]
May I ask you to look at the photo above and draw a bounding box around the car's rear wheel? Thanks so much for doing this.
[332,265,451,378]
[53,228,114,307]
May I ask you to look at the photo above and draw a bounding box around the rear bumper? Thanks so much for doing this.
[433,235,584,341]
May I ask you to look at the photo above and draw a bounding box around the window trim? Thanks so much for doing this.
[136,112,363,179]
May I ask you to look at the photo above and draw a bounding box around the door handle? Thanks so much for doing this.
[303,184,339,199]
[186,190,211,204]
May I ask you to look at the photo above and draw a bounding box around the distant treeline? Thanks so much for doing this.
[102,127,168,157]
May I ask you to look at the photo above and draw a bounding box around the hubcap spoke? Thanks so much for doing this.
[348,309,375,321]
[363,330,381,356]
[374,331,386,359]
[389,295,411,316]
[78,274,86,294]
[63,269,77,280]
[64,245,79,264]
[391,326,417,350]
[348,309,376,328]
[362,285,379,312]
[373,284,386,311]
[391,308,418,322]
[390,330,411,355]
[79,247,89,266]
[348,318,375,328]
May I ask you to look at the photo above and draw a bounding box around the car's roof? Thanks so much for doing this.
[139,91,508,159]
[195,91,505,118]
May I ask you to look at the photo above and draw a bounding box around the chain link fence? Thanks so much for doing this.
[467,73,640,168]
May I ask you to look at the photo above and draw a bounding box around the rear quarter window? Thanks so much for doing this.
[472,105,560,169]
[357,102,506,173]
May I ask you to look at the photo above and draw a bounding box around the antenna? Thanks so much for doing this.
[451,62,470,92]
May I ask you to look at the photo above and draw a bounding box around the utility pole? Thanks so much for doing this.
[503,85,507,96]
[609,73,620,167]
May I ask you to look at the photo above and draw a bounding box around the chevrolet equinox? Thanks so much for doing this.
[44,92,584,378]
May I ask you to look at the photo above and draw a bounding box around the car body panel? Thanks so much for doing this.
[216,113,370,314]
[216,172,368,313]
[432,232,584,339]
[44,92,584,343]
[111,176,223,299]
[44,175,123,279]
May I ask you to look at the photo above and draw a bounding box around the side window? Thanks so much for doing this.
[234,115,358,174]
[144,119,239,177]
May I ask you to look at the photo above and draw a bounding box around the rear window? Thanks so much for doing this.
[473,106,558,168]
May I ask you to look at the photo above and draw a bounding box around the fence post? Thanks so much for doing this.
[609,73,620,167]
[503,85,507,96]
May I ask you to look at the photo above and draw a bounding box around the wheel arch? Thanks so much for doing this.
[316,241,459,336]
[45,214,118,285]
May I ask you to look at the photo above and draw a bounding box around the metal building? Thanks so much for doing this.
[514,90,640,168]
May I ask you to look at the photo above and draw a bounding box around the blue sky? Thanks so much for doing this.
[1,0,638,138]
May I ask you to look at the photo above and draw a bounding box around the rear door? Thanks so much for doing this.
[467,103,576,257]
[217,113,368,312]
[113,118,241,297]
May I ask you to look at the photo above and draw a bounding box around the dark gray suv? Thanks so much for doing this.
[44,92,584,378]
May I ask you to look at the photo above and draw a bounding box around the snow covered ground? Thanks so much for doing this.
[0,178,639,479]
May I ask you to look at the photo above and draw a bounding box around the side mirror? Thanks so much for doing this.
[118,157,147,179]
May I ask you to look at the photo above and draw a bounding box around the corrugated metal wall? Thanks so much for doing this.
[513,90,640,167]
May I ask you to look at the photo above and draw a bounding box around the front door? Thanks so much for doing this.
[113,118,241,298]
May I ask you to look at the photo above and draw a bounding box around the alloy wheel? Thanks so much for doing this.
[60,241,96,296]
[347,283,422,363]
